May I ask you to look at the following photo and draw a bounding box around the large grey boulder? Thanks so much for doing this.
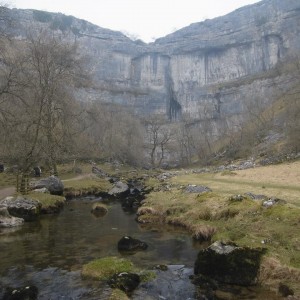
[34,175,64,195]
[108,181,129,197]
[0,196,41,221]
[0,206,24,227]
[194,241,266,286]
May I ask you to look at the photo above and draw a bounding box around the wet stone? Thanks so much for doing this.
[117,236,148,253]
[2,285,38,300]
[108,272,140,294]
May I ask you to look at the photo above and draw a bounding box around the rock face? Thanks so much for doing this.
[5,0,300,123]
[0,196,41,221]
[194,241,266,286]
[34,176,64,195]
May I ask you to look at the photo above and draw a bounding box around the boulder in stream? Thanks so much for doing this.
[108,181,129,197]
[194,241,266,286]
[2,285,38,300]
[108,272,140,295]
[0,196,41,221]
[117,236,148,252]
[0,207,24,227]
[91,203,108,217]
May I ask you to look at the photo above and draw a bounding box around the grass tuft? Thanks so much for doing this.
[82,257,134,280]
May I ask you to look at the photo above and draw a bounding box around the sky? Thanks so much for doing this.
[10,0,261,43]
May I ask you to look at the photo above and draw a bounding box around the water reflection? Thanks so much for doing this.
[0,200,199,277]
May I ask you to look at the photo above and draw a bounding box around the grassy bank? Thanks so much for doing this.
[26,192,66,213]
[63,176,113,198]
[139,160,300,295]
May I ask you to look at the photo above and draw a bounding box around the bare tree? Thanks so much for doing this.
[81,101,144,165]
[0,29,85,175]
[144,115,175,167]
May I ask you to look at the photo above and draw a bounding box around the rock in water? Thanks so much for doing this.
[117,236,148,252]
[0,196,41,221]
[108,181,129,197]
[2,285,38,300]
[108,272,140,294]
[0,207,24,227]
[194,241,266,286]
[91,203,108,217]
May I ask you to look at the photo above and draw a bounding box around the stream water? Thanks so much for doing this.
[0,198,282,299]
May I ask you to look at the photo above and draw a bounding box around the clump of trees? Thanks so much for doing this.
[0,30,146,172]
[0,28,83,174]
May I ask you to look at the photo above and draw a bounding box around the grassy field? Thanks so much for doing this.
[177,160,300,206]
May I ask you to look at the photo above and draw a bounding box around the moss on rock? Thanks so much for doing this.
[82,257,134,280]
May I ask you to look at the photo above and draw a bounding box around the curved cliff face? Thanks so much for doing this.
[6,0,300,120]
[151,0,300,119]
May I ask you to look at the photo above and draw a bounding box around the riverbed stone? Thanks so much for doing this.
[108,272,140,294]
[2,285,38,300]
[135,265,196,299]
[108,181,129,197]
[91,203,108,217]
[194,241,266,286]
[0,196,41,221]
[0,207,24,227]
[33,176,64,195]
[117,236,148,252]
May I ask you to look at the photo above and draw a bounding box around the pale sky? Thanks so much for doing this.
[10,0,261,42]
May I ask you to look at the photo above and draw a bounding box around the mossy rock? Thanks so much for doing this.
[108,272,140,294]
[27,193,65,214]
[82,257,134,280]
[194,241,266,285]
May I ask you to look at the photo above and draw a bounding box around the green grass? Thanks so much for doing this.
[82,257,135,280]
[170,170,300,206]
[81,256,156,283]
[26,192,66,211]
[63,178,113,197]
[138,161,300,294]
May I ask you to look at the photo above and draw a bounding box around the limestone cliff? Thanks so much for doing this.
[5,0,300,122]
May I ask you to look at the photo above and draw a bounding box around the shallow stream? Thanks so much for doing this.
[0,198,281,299]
